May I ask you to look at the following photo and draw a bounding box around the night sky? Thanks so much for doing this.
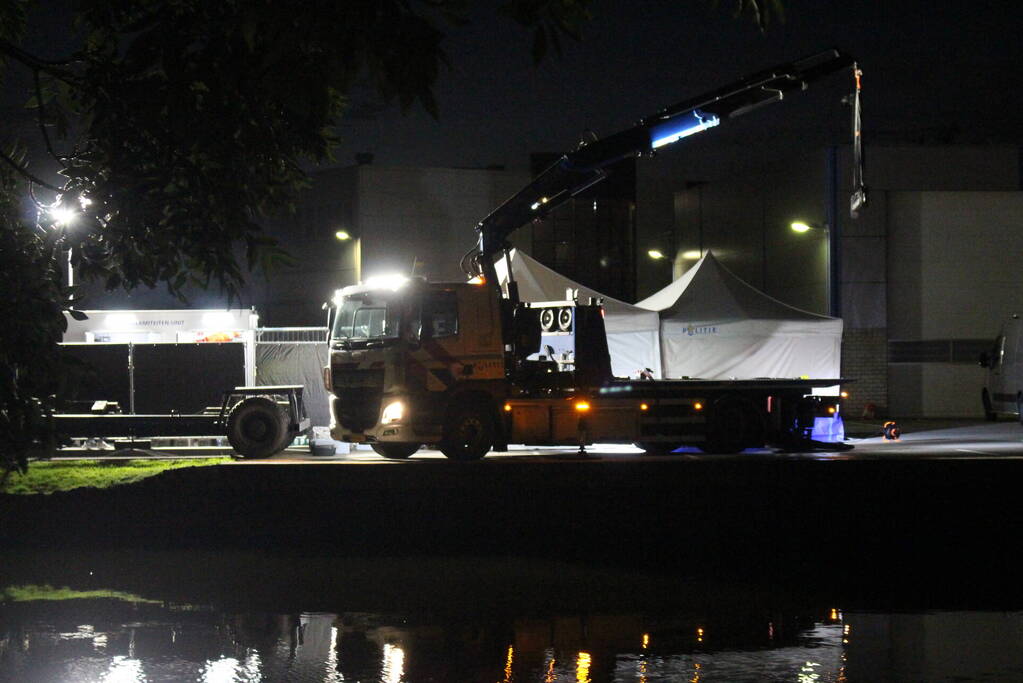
[329,0,1023,173]
[5,0,1021,181]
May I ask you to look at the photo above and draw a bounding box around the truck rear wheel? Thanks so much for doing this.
[440,403,494,461]
[700,396,748,454]
[227,396,292,459]
[372,442,421,459]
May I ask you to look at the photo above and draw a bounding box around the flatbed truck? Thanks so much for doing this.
[325,49,864,459]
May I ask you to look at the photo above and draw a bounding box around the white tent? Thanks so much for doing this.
[495,249,662,378]
[636,251,843,382]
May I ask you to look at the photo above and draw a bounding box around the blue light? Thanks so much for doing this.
[649,110,720,149]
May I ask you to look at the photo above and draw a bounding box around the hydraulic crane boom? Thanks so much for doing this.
[467,48,862,284]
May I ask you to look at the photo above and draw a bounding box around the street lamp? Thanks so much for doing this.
[647,249,666,260]
[790,220,833,315]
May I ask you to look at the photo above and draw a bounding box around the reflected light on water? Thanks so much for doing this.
[690,660,701,683]
[576,651,592,682]
[798,661,822,683]
[503,645,514,682]
[382,643,405,683]
[202,657,240,683]
[544,649,556,683]
[101,656,143,683]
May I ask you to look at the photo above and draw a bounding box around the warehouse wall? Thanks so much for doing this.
[887,191,1023,416]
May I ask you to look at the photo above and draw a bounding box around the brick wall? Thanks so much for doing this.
[841,327,888,418]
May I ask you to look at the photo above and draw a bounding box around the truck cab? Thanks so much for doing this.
[326,276,507,459]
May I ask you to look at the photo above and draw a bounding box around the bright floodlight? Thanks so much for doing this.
[647,249,666,260]
[681,250,701,260]
[790,221,813,233]
[335,230,351,241]
[202,311,236,329]
[48,205,78,227]
[364,273,409,291]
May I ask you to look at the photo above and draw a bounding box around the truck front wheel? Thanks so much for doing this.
[440,403,494,461]
[372,442,421,459]
[227,396,292,459]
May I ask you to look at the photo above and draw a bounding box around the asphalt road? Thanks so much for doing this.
[252,420,1023,464]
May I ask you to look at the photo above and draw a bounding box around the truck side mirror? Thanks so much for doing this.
[321,302,333,339]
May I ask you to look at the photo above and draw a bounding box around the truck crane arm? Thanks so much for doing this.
[466,48,861,282]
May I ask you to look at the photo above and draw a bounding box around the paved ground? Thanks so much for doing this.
[247,418,1023,464]
[50,418,1023,462]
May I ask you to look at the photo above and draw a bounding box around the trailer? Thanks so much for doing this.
[325,50,864,459]
[54,385,310,458]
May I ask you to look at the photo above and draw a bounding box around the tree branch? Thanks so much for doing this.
[0,36,80,84]
[0,148,62,192]
[33,69,66,168]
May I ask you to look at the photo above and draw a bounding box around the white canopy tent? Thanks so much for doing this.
[495,249,662,378]
[636,251,843,382]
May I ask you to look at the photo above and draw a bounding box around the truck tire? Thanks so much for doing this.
[372,442,421,459]
[440,402,494,461]
[636,442,682,455]
[227,396,291,459]
[700,396,747,454]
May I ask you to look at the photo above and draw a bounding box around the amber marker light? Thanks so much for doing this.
[828,406,836,414]
[504,403,512,412]
[574,401,591,412]
[693,402,704,411]
[841,391,849,398]
[640,403,649,411]
[468,275,486,285]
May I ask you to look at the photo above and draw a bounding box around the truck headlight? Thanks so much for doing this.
[381,400,405,425]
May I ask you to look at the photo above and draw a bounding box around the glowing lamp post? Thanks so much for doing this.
[790,220,833,315]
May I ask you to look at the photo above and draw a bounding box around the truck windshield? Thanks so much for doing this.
[332,294,401,341]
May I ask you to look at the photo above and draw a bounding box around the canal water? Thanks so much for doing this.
[2,551,1022,682]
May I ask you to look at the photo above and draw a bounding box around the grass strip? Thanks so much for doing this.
[1,458,231,495]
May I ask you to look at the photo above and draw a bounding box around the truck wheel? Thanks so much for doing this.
[227,396,291,459]
[700,396,747,454]
[982,389,997,421]
[440,403,494,460]
[636,442,681,455]
[372,442,421,459]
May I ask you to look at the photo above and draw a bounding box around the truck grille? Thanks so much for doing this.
[333,369,384,431]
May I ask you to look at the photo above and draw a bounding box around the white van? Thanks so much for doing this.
[980,315,1022,422]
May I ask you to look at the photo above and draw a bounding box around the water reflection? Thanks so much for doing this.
[3,553,1023,682]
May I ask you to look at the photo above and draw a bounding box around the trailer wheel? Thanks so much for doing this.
[636,442,682,455]
[227,396,291,459]
[440,402,494,460]
[372,442,421,459]
[700,396,747,454]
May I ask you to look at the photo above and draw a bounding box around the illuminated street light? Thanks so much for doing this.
[790,220,834,315]
[648,249,666,260]
[335,230,351,241]
[48,205,79,227]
